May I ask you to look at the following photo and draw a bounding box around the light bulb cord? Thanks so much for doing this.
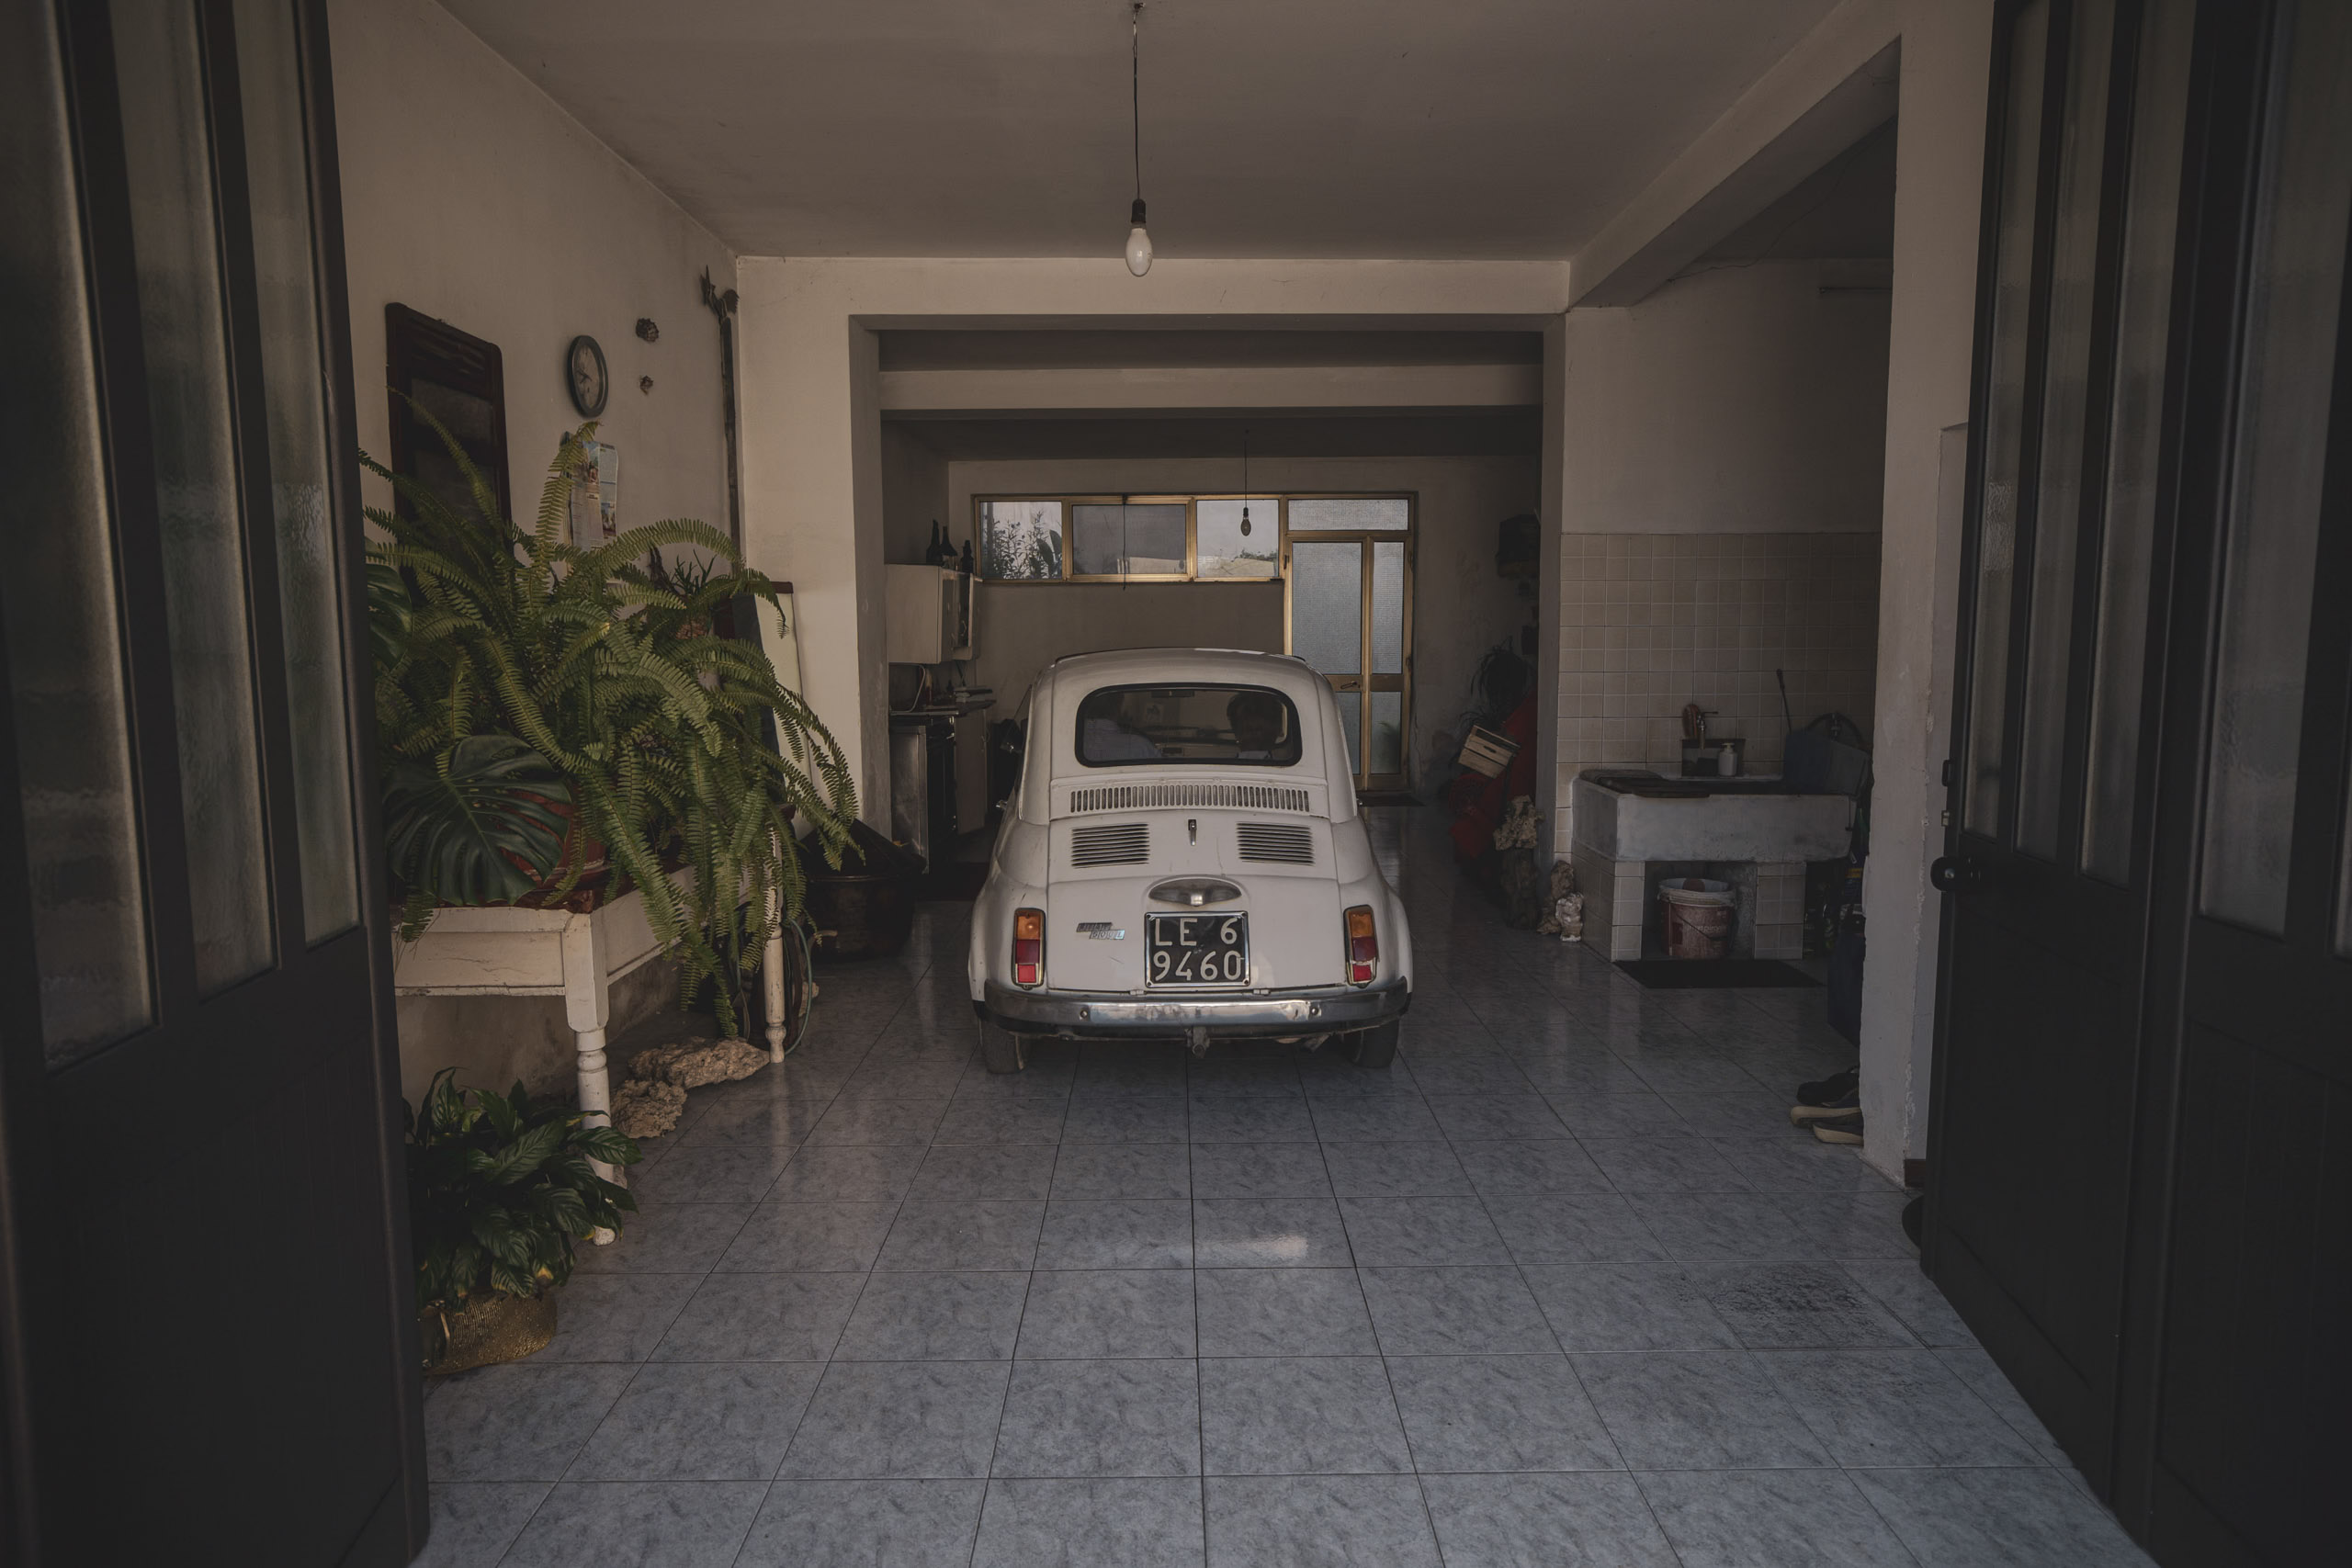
[1131,4,1143,206]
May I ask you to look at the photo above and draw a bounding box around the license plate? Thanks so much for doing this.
[1146,912,1250,987]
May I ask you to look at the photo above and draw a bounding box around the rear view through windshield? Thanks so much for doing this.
[1075,683,1303,767]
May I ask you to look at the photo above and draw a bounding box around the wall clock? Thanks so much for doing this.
[566,334,608,418]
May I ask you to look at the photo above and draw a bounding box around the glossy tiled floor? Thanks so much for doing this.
[420,812,2154,1567]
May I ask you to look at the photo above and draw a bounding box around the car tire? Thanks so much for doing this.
[1344,1020,1399,1068]
[979,1018,1028,1075]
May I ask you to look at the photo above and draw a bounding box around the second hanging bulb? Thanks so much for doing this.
[1125,198,1153,276]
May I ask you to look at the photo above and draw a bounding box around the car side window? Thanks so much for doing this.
[1073,684,1304,768]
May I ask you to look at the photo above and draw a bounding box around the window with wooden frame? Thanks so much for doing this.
[974,491,1410,584]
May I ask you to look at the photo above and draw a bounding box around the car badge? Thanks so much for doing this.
[1076,922,1126,941]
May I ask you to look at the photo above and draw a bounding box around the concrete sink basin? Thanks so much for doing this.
[1572,773,1853,863]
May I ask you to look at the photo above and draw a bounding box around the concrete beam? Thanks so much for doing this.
[876,362,1542,414]
[1569,0,1902,308]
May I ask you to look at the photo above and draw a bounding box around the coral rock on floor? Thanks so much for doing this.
[629,1037,768,1090]
[609,1078,686,1139]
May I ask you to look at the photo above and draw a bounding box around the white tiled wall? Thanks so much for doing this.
[1553,532,1881,853]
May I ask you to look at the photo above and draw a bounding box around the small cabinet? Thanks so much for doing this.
[885,565,976,663]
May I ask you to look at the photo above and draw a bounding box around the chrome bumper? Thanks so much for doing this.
[981,981,1408,1038]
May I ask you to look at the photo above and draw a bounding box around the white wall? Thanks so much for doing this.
[331,0,738,1098]
[331,0,736,535]
[944,456,1537,783]
[881,423,951,567]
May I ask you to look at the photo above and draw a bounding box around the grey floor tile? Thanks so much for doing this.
[908,1143,1058,1201]
[1190,1142,1333,1199]
[1636,1467,1920,1568]
[1620,1051,1771,1095]
[840,1058,973,1100]
[835,1270,1032,1360]
[630,1146,794,1204]
[779,1360,1012,1479]
[1760,1348,2046,1466]
[1936,1344,2070,1464]
[498,1481,766,1568]
[1190,1058,1306,1098]
[767,1144,924,1202]
[806,1097,949,1146]
[540,1274,700,1362]
[974,1477,1206,1568]
[1194,1268,1374,1357]
[1403,1053,1534,1095]
[1199,1356,1411,1474]
[1543,1091,1692,1139]
[1849,1467,2154,1567]
[1572,1350,1831,1469]
[1578,1136,1756,1193]
[1661,1089,1800,1138]
[1843,1259,1977,1347]
[1188,1099,1320,1143]
[1422,1094,1572,1141]
[1338,1196,1510,1267]
[1421,1472,1677,1567]
[1062,1094,1190,1144]
[1510,1055,1653,1097]
[1018,1269,1198,1359]
[1318,1140,1476,1197]
[424,1362,637,1481]
[736,1479,986,1568]
[1037,1199,1194,1269]
[994,1357,1203,1477]
[652,1270,864,1361]
[1779,1189,1918,1259]
[1449,1139,1611,1197]
[1192,1198,1354,1268]
[1627,1191,1815,1261]
[1305,1095,1445,1142]
[1358,1266,1557,1355]
[414,1483,549,1568]
[1690,1261,1917,1348]
[1483,1193,1669,1264]
[1051,1142,1193,1200]
[1724,1136,1892,1194]
[1521,1263,1742,1351]
[671,1094,829,1149]
[1204,1474,1440,1568]
[1386,1353,1621,1472]
[935,1096,1069,1145]
[876,1200,1045,1270]
[570,1361,822,1480]
[715,1201,898,1272]
[571,1203,752,1275]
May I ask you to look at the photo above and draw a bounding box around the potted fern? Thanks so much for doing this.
[368,416,855,1032]
[406,1069,639,1372]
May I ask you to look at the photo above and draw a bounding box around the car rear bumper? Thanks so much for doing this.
[980,980,1408,1039]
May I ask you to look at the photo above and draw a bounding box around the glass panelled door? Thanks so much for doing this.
[1283,497,1413,790]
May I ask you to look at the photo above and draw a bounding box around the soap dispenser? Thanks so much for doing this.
[1717,740,1737,777]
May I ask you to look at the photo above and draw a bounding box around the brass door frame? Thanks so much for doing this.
[1279,494,1416,792]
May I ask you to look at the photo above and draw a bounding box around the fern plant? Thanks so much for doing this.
[368,413,856,1030]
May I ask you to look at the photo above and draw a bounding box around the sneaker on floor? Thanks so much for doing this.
[1811,1111,1864,1145]
[1791,1089,1860,1125]
[1795,1064,1859,1106]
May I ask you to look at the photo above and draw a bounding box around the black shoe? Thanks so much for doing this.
[1901,1196,1924,1247]
[1811,1112,1863,1145]
[1796,1065,1859,1107]
[1790,1087,1861,1125]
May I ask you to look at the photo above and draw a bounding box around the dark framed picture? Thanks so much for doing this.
[385,302,510,524]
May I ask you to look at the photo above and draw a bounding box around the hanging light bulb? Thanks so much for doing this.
[1239,427,1252,535]
[1124,5,1152,276]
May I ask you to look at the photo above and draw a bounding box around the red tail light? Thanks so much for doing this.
[1012,908,1045,987]
[1345,905,1377,985]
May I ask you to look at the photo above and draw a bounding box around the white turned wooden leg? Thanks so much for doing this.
[560,913,622,1242]
[763,847,788,1061]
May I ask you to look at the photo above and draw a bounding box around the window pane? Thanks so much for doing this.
[1,0,153,1063]
[1074,683,1302,768]
[115,0,277,991]
[1196,499,1281,578]
[1071,502,1186,576]
[1291,542,1363,674]
[235,0,356,943]
[2016,0,2115,860]
[1289,498,1408,532]
[1371,542,1405,674]
[1336,691,1362,775]
[1368,691,1403,777]
[2199,0,2352,933]
[2082,0,2194,886]
[1962,0,2050,837]
[981,500,1062,580]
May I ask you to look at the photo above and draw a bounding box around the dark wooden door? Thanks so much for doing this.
[0,1,424,1562]
[1932,0,2352,1561]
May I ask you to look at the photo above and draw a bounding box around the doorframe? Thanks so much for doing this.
[1280,492,1417,792]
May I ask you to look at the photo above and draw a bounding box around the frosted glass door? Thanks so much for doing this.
[1286,502,1413,788]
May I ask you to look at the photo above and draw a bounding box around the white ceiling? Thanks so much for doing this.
[437,0,1845,260]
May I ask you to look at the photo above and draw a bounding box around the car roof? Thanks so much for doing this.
[1039,648,1322,700]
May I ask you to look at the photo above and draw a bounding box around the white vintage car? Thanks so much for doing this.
[968,648,1412,1073]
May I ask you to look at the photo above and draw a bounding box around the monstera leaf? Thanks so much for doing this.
[384,735,572,909]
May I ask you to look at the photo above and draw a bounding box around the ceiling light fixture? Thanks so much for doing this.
[1239,427,1252,536]
[1125,3,1152,276]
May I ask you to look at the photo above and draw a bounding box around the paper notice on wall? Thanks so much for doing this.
[569,440,619,549]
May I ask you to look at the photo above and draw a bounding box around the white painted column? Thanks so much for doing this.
[1858,0,1996,1183]
[559,913,625,1235]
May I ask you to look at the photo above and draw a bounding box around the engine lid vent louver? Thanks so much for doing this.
[1235,822,1316,865]
[1068,782,1312,814]
[1069,822,1150,866]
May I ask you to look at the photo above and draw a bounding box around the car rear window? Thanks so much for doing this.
[1074,683,1304,767]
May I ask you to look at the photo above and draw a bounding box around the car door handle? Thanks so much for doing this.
[1930,855,1995,894]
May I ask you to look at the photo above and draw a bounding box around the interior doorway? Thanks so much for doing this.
[1283,494,1415,791]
